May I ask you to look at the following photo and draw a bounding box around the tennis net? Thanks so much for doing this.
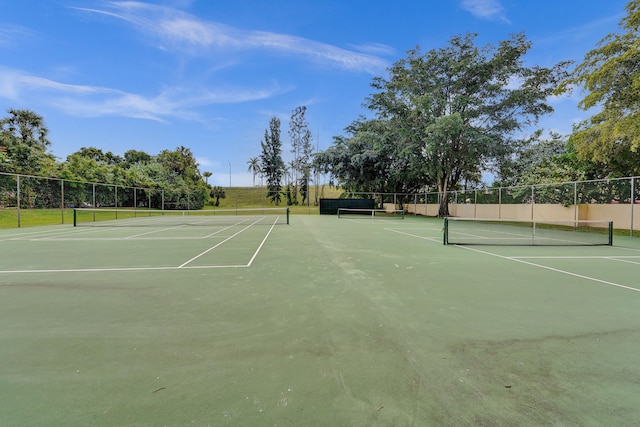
[443,218,613,246]
[337,208,404,219]
[73,208,290,227]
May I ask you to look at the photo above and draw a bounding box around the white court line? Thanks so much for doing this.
[247,217,279,266]
[124,223,190,239]
[0,217,280,274]
[383,226,640,293]
[608,257,640,265]
[511,255,640,259]
[202,224,240,239]
[457,245,640,293]
[385,228,443,243]
[340,218,406,225]
[0,265,248,274]
[178,217,266,268]
[123,222,236,239]
[0,226,96,241]
[27,236,228,241]
[0,228,67,240]
[15,225,127,240]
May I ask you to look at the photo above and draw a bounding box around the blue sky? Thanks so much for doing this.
[0,0,631,186]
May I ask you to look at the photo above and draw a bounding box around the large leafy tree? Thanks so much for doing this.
[260,117,285,205]
[156,146,207,209]
[362,32,568,216]
[558,0,640,176]
[496,132,601,187]
[0,109,56,175]
[314,118,418,194]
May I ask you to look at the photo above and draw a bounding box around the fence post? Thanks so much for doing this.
[574,182,578,222]
[474,189,477,219]
[61,179,64,224]
[16,174,21,228]
[531,185,535,220]
[631,177,635,236]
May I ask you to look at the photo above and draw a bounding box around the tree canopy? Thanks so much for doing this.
[316,32,569,215]
[0,109,56,175]
[558,0,640,177]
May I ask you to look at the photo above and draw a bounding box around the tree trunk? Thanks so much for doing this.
[438,177,450,217]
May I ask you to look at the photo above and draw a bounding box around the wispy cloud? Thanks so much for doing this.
[536,13,623,45]
[0,67,287,122]
[0,24,34,48]
[74,1,389,74]
[461,0,510,24]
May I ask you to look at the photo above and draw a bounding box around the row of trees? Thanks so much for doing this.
[1,109,212,209]
[313,0,640,216]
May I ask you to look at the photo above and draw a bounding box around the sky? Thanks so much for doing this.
[0,0,632,186]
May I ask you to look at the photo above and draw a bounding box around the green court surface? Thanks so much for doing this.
[1,215,640,426]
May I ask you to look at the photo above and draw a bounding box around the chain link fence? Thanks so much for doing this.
[2,172,639,234]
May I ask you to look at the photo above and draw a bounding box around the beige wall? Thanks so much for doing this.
[406,202,638,231]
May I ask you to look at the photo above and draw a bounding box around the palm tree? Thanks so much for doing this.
[246,157,261,187]
[202,171,212,185]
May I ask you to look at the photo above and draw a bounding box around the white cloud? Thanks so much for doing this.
[74,1,389,74]
[461,0,510,24]
[0,67,286,121]
[0,24,34,48]
[350,42,397,56]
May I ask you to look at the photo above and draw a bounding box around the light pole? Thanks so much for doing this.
[228,160,231,188]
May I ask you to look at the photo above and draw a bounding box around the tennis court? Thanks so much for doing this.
[1,213,640,426]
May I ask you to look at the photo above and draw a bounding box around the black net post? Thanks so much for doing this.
[443,217,448,245]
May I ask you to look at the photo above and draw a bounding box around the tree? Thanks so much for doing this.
[558,0,640,176]
[495,132,598,187]
[0,109,55,175]
[151,146,208,209]
[209,186,226,206]
[202,171,212,185]
[364,33,569,216]
[288,106,313,205]
[315,117,428,196]
[260,117,285,205]
[246,157,261,187]
[124,149,152,166]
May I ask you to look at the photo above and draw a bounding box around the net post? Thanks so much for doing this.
[286,207,290,225]
[608,221,613,246]
[443,217,448,245]
[73,208,77,227]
